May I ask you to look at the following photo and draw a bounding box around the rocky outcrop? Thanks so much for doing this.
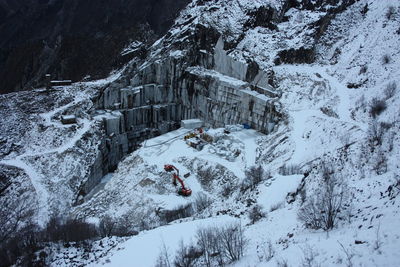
[274,47,316,65]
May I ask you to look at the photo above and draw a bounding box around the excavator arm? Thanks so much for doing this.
[164,164,179,175]
[164,164,192,196]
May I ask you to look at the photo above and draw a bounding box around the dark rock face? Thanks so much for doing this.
[245,61,260,83]
[275,47,316,65]
[244,6,279,31]
[0,0,190,94]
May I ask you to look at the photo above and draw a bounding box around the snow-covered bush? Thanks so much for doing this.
[382,54,391,64]
[371,148,388,175]
[160,203,194,223]
[197,166,214,189]
[384,81,397,99]
[386,6,396,20]
[158,223,247,267]
[270,201,285,212]
[248,204,266,224]
[193,192,213,213]
[369,98,387,118]
[155,242,172,267]
[221,182,237,198]
[98,215,116,237]
[359,65,368,74]
[241,165,270,192]
[256,240,275,263]
[367,120,391,148]
[279,163,302,176]
[298,164,350,231]
[43,217,98,242]
[196,223,247,266]
[173,240,203,267]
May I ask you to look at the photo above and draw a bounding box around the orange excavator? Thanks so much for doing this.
[164,164,192,196]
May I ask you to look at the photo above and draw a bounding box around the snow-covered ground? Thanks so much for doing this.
[1,0,399,266]
[73,1,400,266]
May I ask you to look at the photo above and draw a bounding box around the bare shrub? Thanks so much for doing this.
[270,201,284,212]
[384,81,396,99]
[43,217,98,242]
[110,214,139,236]
[241,165,269,191]
[359,65,367,74]
[248,204,266,224]
[155,241,172,267]
[221,183,237,198]
[387,130,395,152]
[276,258,290,267]
[301,245,320,267]
[372,148,388,175]
[173,240,203,267]
[98,215,116,237]
[338,241,354,267]
[386,175,400,198]
[279,163,302,175]
[195,223,247,266]
[369,98,387,118]
[386,6,396,20]
[197,167,214,189]
[355,94,366,110]
[257,240,275,262]
[382,54,391,64]
[193,192,213,213]
[160,203,194,223]
[298,163,349,230]
[217,223,247,262]
[368,120,391,149]
[373,222,383,254]
[196,226,222,267]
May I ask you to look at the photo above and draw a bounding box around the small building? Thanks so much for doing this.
[181,119,203,129]
[61,115,77,124]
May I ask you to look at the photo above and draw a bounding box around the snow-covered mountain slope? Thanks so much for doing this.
[0,81,107,224]
[86,0,399,266]
[1,0,400,266]
[48,1,399,266]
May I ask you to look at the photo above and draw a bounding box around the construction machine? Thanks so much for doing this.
[164,164,192,196]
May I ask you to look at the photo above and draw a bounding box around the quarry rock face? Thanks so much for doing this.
[90,27,284,186]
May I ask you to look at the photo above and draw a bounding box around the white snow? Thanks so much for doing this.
[101,216,236,267]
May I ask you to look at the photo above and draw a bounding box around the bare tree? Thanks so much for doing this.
[0,193,36,243]
[298,163,349,230]
[217,223,247,262]
[196,226,221,267]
